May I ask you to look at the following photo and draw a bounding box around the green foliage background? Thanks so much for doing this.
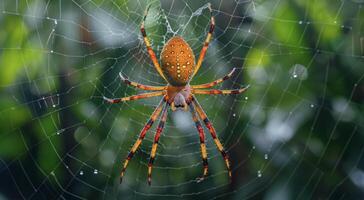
[0,0,364,199]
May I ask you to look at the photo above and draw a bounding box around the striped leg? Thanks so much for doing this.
[120,97,166,183]
[148,103,169,185]
[189,103,208,181]
[193,85,250,95]
[192,3,215,78]
[119,72,166,91]
[192,96,232,178]
[192,68,237,89]
[103,91,165,104]
[141,5,168,82]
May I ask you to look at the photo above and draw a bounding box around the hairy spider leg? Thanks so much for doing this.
[193,85,250,95]
[189,103,209,181]
[192,96,232,178]
[192,3,215,78]
[119,72,166,91]
[119,97,166,183]
[148,102,169,185]
[191,68,237,89]
[103,91,165,104]
[141,5,168,82]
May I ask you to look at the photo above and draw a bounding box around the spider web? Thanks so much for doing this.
[1,0,364,199]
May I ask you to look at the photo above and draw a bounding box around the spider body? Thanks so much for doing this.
[160,36,195,86]
[166,84,192,110]
[104,4,250,185]
[160,36,195,110]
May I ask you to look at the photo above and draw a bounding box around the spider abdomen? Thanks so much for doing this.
[160,36,195,86]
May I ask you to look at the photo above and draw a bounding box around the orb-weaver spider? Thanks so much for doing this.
[104,4,249,185]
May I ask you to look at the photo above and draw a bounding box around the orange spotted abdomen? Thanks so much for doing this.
[160,36,195,86]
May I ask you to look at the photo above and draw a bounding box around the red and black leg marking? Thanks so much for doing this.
[119,72,166,91]
[192,3,215,77]
[189,103,209,181]
[147,102,169,185]
[119,97,166,183]
[193,85,250,95]
[192,96,232,178]
[192,68,237,89]
[103,91,165,104]
[141,5,167,81]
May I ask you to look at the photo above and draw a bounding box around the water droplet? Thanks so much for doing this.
[310,104,314,108]
[52,104,56,108]
[165,55,169,58]
[54,19,57,25]
[182,65,186,68]
[290,64,308,80]
[50,50,54,53]
[80,171,84,175]
[180,51,184,54]
[171,51,174,54]
[252,146,256,149]
[94,169,98,174]
[299,20,303,24]
[257,170,262,177]
[264,154,268,159]
[245,97,248,100]
[233,113,236,117]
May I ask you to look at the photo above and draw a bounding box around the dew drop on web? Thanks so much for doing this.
[257,170,262,178]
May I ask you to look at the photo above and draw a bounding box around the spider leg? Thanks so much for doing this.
[119,72,166,91]
[141,5,168,82]
[189,103,209,181]
[192,3,215,78]
[191,68,237,89]
[193,85,250,95]
[103,91,165,104]
[171,102,176,111]
[192,96,232,178]
[147,102,169,185]
[119,97,166,183]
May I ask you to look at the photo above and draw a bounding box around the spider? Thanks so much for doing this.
[104,4,249,185]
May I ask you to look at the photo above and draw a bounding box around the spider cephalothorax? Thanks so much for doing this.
[104,3,249,185]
